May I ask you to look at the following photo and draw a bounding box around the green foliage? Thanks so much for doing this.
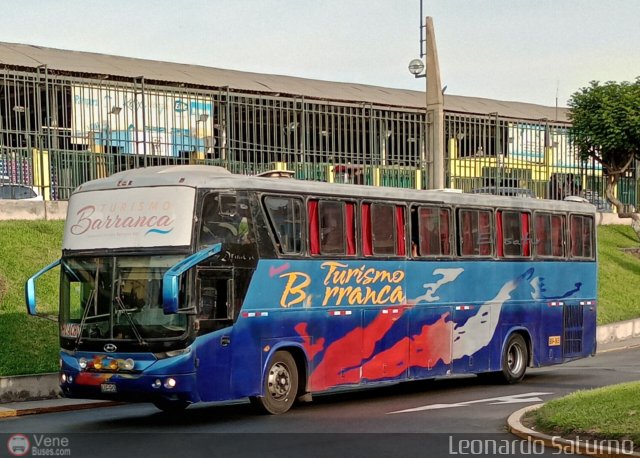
[530,381,640,443]
[568,78,640,173]
[597,225,640,324]
[0,221,64,375]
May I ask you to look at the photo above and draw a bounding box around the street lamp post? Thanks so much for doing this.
[408,15,445,190]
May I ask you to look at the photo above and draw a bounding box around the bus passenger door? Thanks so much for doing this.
[409,305,452,379]
[194,269,234,401]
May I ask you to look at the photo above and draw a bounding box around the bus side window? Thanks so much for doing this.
[458,208,493,257]
[536,213,566,258]
[264,196,304,255]
[570,215,594,259]
[371,203,396,255]
[417,206,450,257]
[319,200,346,254]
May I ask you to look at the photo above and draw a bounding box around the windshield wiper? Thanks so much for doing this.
[75,288,96,349]
[114,295,147,347]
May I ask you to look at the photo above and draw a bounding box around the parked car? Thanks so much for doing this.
[470,186,536,198]
[0,176,43,201]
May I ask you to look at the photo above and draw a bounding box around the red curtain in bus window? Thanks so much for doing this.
[551,215,563,257]
[479,211,491,255]
[440,209,450,255]
[308,200,320,255]
[521,213,530,256]
[346,202,356,255]
[396,206,406,256]
[496,211,503,257]
[362,203,372,256]
[461,211,473,256]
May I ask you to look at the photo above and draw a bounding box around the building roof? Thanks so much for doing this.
[0,42,569,122]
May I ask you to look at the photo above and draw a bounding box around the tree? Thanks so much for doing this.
[568,78,640,239]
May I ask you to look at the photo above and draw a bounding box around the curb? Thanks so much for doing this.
[508,404,640,458]
[597,318,640,346]
[0,400,121,418]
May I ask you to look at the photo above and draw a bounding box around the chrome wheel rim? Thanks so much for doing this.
[507,342,524,375]
[267,362,291,401]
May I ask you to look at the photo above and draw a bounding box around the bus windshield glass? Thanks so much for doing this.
[59,255,188,342]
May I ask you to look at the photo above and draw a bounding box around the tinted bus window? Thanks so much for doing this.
[458,208,493,257]
[264,196,304,254]
[570,215,594,259]
[319,201,346,254]
[534,213,565,258]
[499,211,531,257]
[371,203,396,255]
[416,206,451,257]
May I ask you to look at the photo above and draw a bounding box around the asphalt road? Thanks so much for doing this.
[1,347,639,457]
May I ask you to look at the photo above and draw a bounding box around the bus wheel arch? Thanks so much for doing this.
[499,331,530,384]
[250,348,302,415]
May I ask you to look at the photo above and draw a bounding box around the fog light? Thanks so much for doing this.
[94,362,103,370]
[108,360,118,370]
[152,379,162,389]
[67,375,73,384]
[121,358,135,371]
[163,378,177,389]
[78,357,87,369]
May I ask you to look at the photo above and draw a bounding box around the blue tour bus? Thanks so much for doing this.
[26,165,597,414]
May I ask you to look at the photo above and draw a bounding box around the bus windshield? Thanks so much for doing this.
[60,255,188,343]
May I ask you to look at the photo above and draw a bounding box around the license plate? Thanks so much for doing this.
[100,383,117,393]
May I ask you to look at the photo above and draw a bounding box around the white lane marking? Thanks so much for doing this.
[387,392,553,414]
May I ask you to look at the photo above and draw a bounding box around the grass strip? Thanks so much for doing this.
[528,381,640,444]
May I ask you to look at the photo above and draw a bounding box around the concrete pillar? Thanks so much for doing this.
[425,17,445,189]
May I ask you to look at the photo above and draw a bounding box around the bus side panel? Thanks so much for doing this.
[408,305,452,379]
[538,302,565,365]
[582,301,597,356]
[296,309,363,391]
[360,308,410,383]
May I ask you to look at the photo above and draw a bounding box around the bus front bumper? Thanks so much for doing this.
[59,370,200,404]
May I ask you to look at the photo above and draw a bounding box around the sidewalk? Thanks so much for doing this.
[0,398,120,419]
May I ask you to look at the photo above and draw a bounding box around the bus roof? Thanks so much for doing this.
[74,165,596,214]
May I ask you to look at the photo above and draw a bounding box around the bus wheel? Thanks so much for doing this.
[500,333,528,384]
[153,399,189,413]
[251,351,298,415]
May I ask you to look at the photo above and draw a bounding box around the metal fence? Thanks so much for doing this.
[0,68,637,210]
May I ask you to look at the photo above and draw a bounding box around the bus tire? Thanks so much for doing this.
[499,333,528,384]
[153,399,189,412]
[251,350,298,415]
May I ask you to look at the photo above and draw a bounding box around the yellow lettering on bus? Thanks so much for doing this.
[279,272,311,308]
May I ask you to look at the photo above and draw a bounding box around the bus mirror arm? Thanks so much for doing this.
[25,259,61,316]
[162,243,222,315]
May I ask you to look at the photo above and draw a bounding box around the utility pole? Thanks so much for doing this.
[408,14,445,190]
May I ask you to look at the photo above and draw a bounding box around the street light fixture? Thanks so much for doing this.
[408,58,425,78]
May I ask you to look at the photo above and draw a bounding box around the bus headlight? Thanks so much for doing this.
[121,358,135,371]
[61,373,67,383]
[152,379,162,389]
[78,357,88,369]
[163,378,177,389]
